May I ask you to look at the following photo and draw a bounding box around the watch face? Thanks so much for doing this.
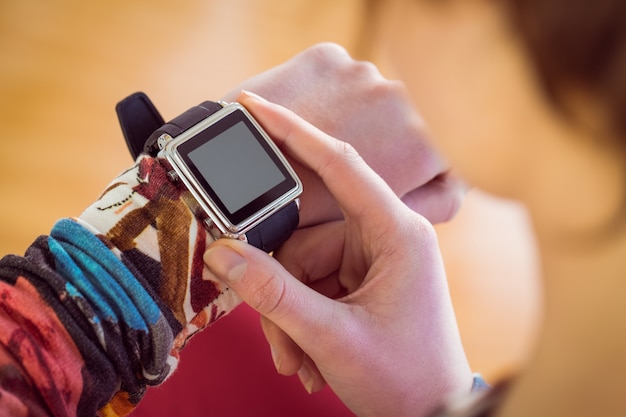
[175,105,301,228]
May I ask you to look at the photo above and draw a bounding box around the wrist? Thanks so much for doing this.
[79,156,241,341]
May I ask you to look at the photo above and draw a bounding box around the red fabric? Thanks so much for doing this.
[131,304,353,417]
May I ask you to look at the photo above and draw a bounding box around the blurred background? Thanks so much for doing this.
[0,0,541,415]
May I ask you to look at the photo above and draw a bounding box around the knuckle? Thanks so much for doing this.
[307,42,351,65]
[247,268,288,317]
[338,140,359,159]
[353,59,381,79]
[319,140,361,179]
[340,141,365,171]
[369,78,408,106]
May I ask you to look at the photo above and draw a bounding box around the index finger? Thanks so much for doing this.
[238,91,403,223]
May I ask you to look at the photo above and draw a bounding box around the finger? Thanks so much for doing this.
[238,91,403,225]
[274,221,345,286]
[204,238,337,348]
[298,355,327,394]
[260,316,304,376]
[275,221,358,298]
[400,172,468,224]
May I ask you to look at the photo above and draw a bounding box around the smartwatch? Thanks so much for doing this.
[115,92,302,253]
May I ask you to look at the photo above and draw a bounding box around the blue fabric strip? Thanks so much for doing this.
[50,219,161,331]
[48,236,118,322]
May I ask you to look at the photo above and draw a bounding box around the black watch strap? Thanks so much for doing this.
[116,92,223,159]
[143,100,224,157]
[246,201,299,253]
[115,92,165,160]
[115,92,299,253]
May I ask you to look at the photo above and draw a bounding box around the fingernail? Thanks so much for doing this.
[269,345,282,373]
[204,246,247,283]
[297,364,314,394]
[241,89,268,102]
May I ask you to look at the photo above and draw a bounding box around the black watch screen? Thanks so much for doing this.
[177,110,299,225]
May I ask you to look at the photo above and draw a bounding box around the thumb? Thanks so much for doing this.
[203,239,331,335]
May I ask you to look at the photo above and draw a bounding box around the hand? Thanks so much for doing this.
[204,93,472,417]
[221,43,466,226]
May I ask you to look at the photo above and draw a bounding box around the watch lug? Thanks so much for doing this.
[157,133,173,150]
[203,218,221,241]
[167,170,179,182]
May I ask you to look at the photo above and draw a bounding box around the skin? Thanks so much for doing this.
[221,43,466,226]
[206,91,472,417]
[207,1,626,416]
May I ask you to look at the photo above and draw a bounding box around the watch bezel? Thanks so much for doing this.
[158,102,302,237]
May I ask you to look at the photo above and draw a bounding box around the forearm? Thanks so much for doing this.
[0,156,241,416]
[0,222,166,416]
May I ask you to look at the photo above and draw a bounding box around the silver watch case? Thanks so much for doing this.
[156,102,302,242]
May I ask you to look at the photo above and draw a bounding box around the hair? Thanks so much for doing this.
[503,0,626,142]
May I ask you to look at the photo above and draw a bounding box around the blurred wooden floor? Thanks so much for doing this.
[0,0,540,383]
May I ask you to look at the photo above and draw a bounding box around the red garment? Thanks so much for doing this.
[132,305,353,417]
